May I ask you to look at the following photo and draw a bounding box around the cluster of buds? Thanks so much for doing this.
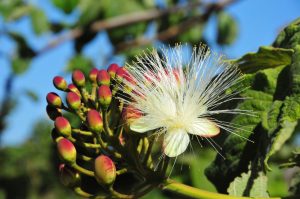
[46,64,168,198]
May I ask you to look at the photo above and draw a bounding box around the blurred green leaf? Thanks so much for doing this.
[227,169,268,197]
[100,0,150,45]
[0,0,23,20]
[78,0,103,25]
[234,46,293,73]
[30,7,49,35]
[7,5,32,21]
[11,57,31,75]
[217,11,238,45]
[66,54,94,74]
[52,0,79,14]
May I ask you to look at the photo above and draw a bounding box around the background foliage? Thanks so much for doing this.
[0,0,299,198]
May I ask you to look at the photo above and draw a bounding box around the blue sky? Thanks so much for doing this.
[0,0,299,145]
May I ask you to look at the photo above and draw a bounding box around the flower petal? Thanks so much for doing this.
[130,116,158,133]
[188,118,220,137]
[163,129,189,157]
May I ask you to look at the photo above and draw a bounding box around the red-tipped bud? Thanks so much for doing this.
[67,84,81,97]
[87,110,103,133]
[107,63,119,78]
[53,76,67,91]
[59,164,80,187]
[57,138,76,164]
[46,105,62,120]
[89,68,98,83]
[66,92,81,110]
[46,92,62,108]
[115,67,127,82]
[94,155,116,185]
[97,70,110,86]
[97,85,112,109]
[72,70,85,87]
[55,116,72,137]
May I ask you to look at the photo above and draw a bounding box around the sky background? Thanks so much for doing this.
[0,0,299,146]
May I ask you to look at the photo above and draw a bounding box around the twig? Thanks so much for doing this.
[38,0,204,54]
[115,0,237,53]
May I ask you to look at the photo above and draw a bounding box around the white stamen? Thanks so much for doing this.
[118,44,247,157]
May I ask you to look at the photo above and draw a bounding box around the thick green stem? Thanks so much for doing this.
[161,179,281,199]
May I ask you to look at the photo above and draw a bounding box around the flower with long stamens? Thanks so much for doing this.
[118,44,245,157]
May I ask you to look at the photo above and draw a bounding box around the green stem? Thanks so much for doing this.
[72,128,93,136]
[72,163,94,177]
[161,179,281,199]
[103,111,113,136]
[74,187,93,197]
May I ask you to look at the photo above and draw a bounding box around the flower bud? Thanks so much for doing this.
[53,76,67,91]
[115,67,127,82]
[57,138,76,164]
[46,92,62,108]
[89,68,98,83]
[94,155,116,185]
[87,110,103,133]
[55,116,72,137]
[97,85,112,109]
[59,164,80,187]
[97,69,110,86]
[107,63,119,78]
[46,105,62,120]
[72,70,85,87]
[66,92,81,110]
[68,84,81,97]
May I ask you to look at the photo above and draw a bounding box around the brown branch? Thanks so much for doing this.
[38,0,204,54]
[115,0,237,53]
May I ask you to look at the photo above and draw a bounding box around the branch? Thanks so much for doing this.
[115,0,237,53]
[38,0,204,54]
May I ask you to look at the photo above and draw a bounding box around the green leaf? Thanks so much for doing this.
[7,5,32,21]
[273,18,300,49]
[0,0,22,20]
[30,8,49,35]
[235,46,293,73]
[78,0,103,25]
[205,65,285,192]
[217,11,238,45]
[227,170,269,197]
[99,0,150,45]
[66,54,94,75]
[11,57,31,75]
[52,0,79,14]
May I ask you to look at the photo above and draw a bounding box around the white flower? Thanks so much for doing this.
[119,44,245,157]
